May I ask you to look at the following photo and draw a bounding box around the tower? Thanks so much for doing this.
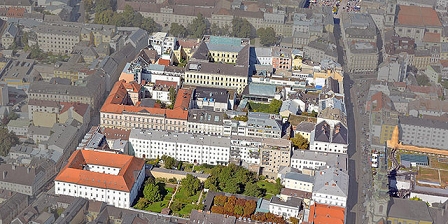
[384,0,397,27]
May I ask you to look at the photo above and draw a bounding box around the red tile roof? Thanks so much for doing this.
[158,58,170,66]
[60,102,90,116]
[155,80,177,88]
[422,32,440,43]
[100,127,131,140]
[178,39,200,49]
[6,7,25,18]
[366,91,393,112]
[55,150,145,192]
[397,6,442,27]
[101,80,191,120]
[308,203,345,224]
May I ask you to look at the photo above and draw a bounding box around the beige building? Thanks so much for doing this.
[34,23,81,54]
[1,23,18,49]
[260,138,291,179]
[346,41,379,73]
[395,5,442,42]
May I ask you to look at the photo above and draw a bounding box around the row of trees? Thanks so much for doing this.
[94,5,159,33]
[211,195,257,217]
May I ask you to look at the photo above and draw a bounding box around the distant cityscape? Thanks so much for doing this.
[0,0,447,223]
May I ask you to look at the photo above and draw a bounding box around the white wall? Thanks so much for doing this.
[284,178,313,192]
[312,192,346,207]
[269,203,300,219]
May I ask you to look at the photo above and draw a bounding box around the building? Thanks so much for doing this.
[260,138,291,178]
[280,99,305,118]
[346,41,379,73]
[100,80,190,132]
[0,193,29,224]
[7,118,30,137]
[283,172,314,192]
[290,150,348,172]
[0,0,33,12]
[148,32,177,55]
[395,5,442,42]
[308,203,346,224]
[387,197,433,224]
[303,36,338,63]
[399,116,448,150]
[269,196,302,219]
[54,150,146,209]
[192,86,231,112]
[184,42,249,94]
[400,154,429,168]
[377,55,408,82]
[187,109,225,136]
[0,58,38,90]
[312,167,349,207]
[310,121,348,154]
[229,135,262,165]
[149,80,177,104]
[33,23,81,54]
[1,22,18,49]
[129,129,230,165]
[0,162,53,196]
[242,83,280,103]
[223,112,283,139]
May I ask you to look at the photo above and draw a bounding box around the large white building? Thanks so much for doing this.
[283,172,314,193]
[269,196,303,219]
[290,150,348,172]
[54,150,146,209]
[230,136,263,165]
[310,121,348,154]
[312,167,349,207]
[129,129,231,165]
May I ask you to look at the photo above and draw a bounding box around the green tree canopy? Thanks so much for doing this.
[181,174,201,196]
[161,155,176,169]
[143,183,163,203]
[291,134,309,149]
[232,17,253,38]
[416,74,430,86]
[141,17,159,33]
[257,27,277,46]
[94,9,115,25]
[0,128,19,156]
[210,23,231,36]
[170,23,188,38]
[244,182,264,197]
[95,0,112,14]
[187,14,207,38]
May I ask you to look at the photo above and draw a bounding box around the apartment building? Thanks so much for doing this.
[0,58,37,90]
[290,150,348,172]
[312,167,349,207]
[204,35,250,64]
[0,0,33,12]
[223,112,283,139]
[1,23,18,49]
[0,162,54,196]
[54,150,146,209]
[310,121,348,154]
[83,23,117,47]
[229,135,262,165]
[129,129,230,165]
[184,42,249,94]
[187,109,225,136]
[260,138,291,178]
[269,196,302,219]
[399,116,448,150]
[346,41,379,73]
[303,36,338,63]
[100,80,190,132]
[34,23,81,54]
[191,87,231,112]
[283,172,314,193]
[149,32,178,55]
[341,13,377,44]
[295,122,315,142]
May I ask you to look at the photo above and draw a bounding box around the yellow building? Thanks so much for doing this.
[204,35,250,64]
[313,70,344,82]
[54,62,86,83]
[294,121,315,142]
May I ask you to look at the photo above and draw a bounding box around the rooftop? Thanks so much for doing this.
[388,197,433,222]
[313,167,349,198]
[291,150,348,171]
[54,150,145,192]
[399,115,448,130]
[270,196,302,208]
[308,203,345,224]
[397,5,442,27]
[296,121,316,133]
[284,172,314,183]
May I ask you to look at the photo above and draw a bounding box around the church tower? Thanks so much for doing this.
[384,0,397,27]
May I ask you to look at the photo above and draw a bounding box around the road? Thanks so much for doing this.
[334,16,375,224]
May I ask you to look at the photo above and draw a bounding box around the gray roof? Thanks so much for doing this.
[314,121,330,142]
[34,23,81,36]
[129,129,231,148]
[188,109,225,125]
[342,13,377,39]
[194,86,228,103]
[284,172,314,183]
[270,196,302,208]
[296,121,315,133]
[0,0,32,6]
[190,42,210,61]
[401,154,428,164]
[47,123,79,150]
[280,100,300,114]
[400,116,448,130]
[189,209,236,224]
[388,197,433,222]
[10,145,34,154]
[3,23,18,37]
[332,123,348,144]
[0,164,43,186]
[254,47,272,57]
[291,150,348,171]
[244,83,276,97]
[313,167,349,197]
[187,60,249,78]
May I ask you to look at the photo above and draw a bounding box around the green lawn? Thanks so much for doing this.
[174,188,201,204]
[257,180,280,195]
[178,203,196,217]
[146,200,169,213]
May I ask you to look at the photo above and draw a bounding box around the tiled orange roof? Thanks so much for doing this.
[158,58,170,66]
[393,82,407,88]
[55,150,145,192]
[397,5,442,27]
[6,7,25,18]
[367,91,393,112]
[100,127,131,140]
[308,203,345,224]
[422,32,440,43]
[122,81,142,93]
[60,102,90,116]
[155,80,177,88]
[178,39,200,49]
[101,80,190,120]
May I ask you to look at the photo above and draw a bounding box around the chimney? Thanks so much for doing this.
[11,165,15,170]
[2,171,6,179]
[27,167,31,174]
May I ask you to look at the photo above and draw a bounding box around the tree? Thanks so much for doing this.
[94,9,115,25]
[234,205,244,216]
[257,27,277,46]
[169,87,176,105]
[170,201,184,211]
[187,14,207,38]
[416,74,430,86]
[143,183,163,203]
[223,179,242,194]
[162,155,176,169]
[211,23,230,36]
[291,134,309,149]
[0,128,18,156]
[170,23,188,38]
[21,32,29,48]
[95,0,112,14]
[232,17,253,38]
[274,178,283,195]
[181,174,201,196]
[213,195,227,206]
[268,99,282,114]
[84,0,93,12]
[233,115,248,122]
[243,200,257,217]
[290,217,299,224]
[211,205,225,214]
[141,17,159,33]
[244,182,263,197]
[134,197,149,210]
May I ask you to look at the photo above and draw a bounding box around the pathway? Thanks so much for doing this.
[168,183,179,208]
[197,190,203,205]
